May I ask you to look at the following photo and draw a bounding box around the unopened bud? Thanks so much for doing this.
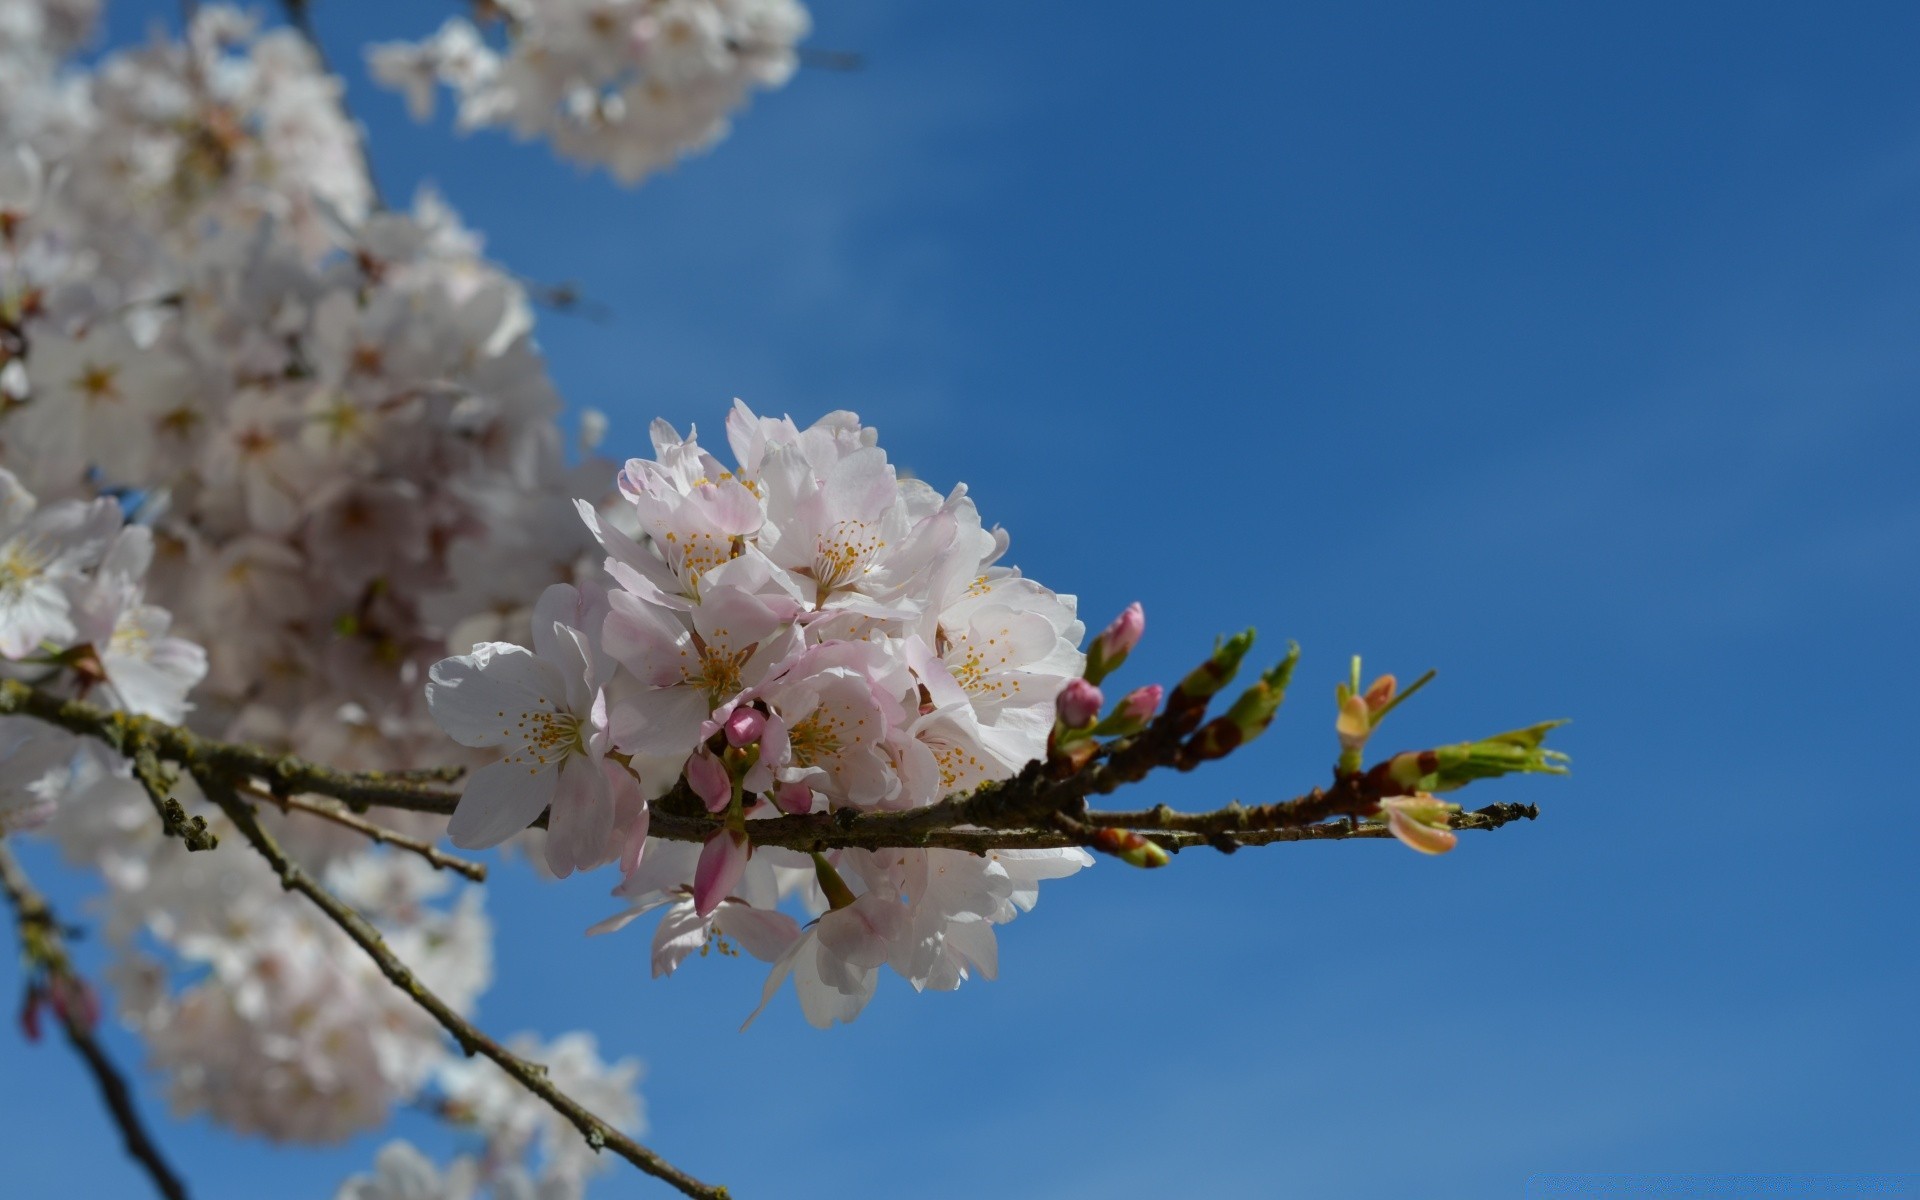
[18,983,44,1043]
[685,750,732,813]
[1379,722,1571,793]
[723,706,766,748]
[1336,692,1372,751]
[1057,678,1104,729]
[1378,794,1460,855]
[1223,646,1300,740]
[773,781,814,816]
[1094,683,1163,737]
[1090,826,1171,869]
[1085,602,1145,684]
[693,828,751,917]
[1171,628,1256,712]
[48,977,98,1032]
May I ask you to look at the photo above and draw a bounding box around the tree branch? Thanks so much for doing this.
[188,771,728,1200]
[0,842,191,1200]
[238,782,486,882]
[2,661,1551,1200]
[0,681,1546,859]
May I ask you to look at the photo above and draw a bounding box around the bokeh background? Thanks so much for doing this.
[5,1,1918,1196]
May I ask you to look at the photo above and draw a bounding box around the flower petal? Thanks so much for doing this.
[447,759,558,849]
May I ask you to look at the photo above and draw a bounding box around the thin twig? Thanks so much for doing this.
[192,772,728,1200]
[648,801,1539,855]
[0,843,192,1200]
[239,782,486,882]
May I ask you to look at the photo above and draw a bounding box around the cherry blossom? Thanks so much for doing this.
[369,0,811,185]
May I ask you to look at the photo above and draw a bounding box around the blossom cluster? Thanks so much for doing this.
[369,0,811,184]
[429,404,1096,1026]
[0,468,207,830]
[329,1033,643,1199]
[1,4,634,1189]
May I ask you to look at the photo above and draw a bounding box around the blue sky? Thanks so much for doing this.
[5,1,1918,1196]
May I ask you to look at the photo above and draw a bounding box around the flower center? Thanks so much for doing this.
[786,712,845,768]
[687,641,751,705]
[0,542,45,600]
[813,520,884,594]
[658,529,737,594]
[500,706,583,772]
[74,363,120,403]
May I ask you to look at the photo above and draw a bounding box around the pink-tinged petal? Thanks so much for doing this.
[426,643,564,748]
[772,781,814,816]
[686,750,732,813]
[1384,805,1458,855]
[742,712,789,793]
[607,760,651,876]
[690,583,792,658]
[529,582,581,665]
[602,590,693,688]
[692,829,750,917]
[447,759,559,849]
[946,916,1000,981]
[713,902,802,963]
[585,894,673,937]
[575,498,681,601]
[903,635,969,709]
[817,892,909,969]
[694,478,764,538]
[549,621,600,717]
[614,837,700,898]
[651,899,714,978]
[822,446,897,526]
[607,688,709,758]
[741,931,807,1031]
[794,937,877,1028]
[544,755,615,878]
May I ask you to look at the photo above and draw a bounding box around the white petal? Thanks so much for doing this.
[713,902,802,963]
[651,899,713,978]
[741,931,807,1031]
[447,759,558,849]
[426,642,563,748]
[544,754,614,877]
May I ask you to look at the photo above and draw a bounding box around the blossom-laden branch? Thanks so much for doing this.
[187,771,730,1200]
[0,842,191,1200]
[0,669,1558,862]
[0,590,1564,1200]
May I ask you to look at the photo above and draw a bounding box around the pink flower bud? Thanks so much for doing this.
[49,978,98,1031]
[19,983,44,1043]
[693,829,751,917]
[686,750,732,813]
[1096,602,1145,659]
[1117,683,1163,723]
[1057,678,1104,728]
[773,781,814,815]
[723,706,767,748]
